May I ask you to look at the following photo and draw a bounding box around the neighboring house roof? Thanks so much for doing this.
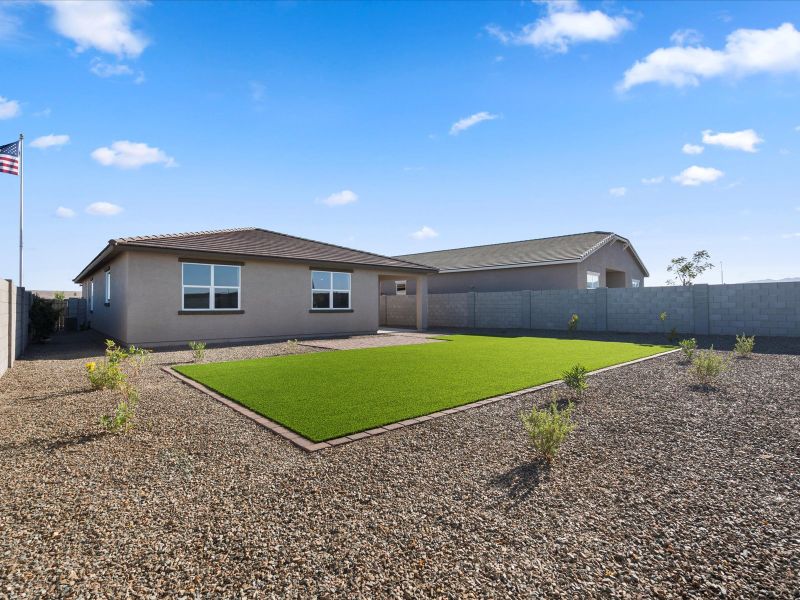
[395,231,649,276]
[74,228,436,282]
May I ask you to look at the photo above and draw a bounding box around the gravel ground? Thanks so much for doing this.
[0,331,798,598]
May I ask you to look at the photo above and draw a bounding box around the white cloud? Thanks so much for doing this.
[91,141,176,169]
[411,226,439,240]
[609,186,627,197]
[34,108,52,118]
[321,190,358,207]
[86,202,123,216]
[682,143,704,155]
[0,96,20,119]
[449,111,499,135]
[670,29,703,46]
[781,232,800,239]
[249,81,266,103]
[31,134,70,149]
[44,0,148,58]
[672,165,724,186]
[641,175,664,184]
[55,206,76,218]
[487,0,631,54]
[702,129,763,152]
[619,23,800,91]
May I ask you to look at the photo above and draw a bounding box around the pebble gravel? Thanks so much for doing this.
[0,331,798,598]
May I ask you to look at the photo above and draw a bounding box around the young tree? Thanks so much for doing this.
[666,250,713,285]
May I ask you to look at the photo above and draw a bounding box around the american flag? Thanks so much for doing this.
[1,140,20,176]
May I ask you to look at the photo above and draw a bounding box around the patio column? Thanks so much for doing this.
[415,275,428,331]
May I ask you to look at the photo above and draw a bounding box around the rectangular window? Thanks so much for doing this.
[89,280,94,312]
[182,263,241,311]
[586,271,600,290]
[395,280,407,295]
[631,278,641,288]
[104,270,111,304]
[311,270,351,310]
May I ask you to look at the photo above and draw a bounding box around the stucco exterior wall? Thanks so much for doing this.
[578,239,647,289]
[81,251,385,346]
[82,252,129,343]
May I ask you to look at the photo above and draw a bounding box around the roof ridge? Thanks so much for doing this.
[395,231,613,258]
[247,227,436,270]
[115,227,257,243]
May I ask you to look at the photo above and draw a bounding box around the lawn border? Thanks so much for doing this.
[161,347,680,452]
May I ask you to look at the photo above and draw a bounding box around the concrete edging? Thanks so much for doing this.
[162,348,680,453]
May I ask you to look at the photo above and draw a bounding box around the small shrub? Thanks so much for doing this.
[567,313,579,333]
[678,338,697,362]
[126,345,152,376]
[30,296,61,341]
[520,396,575,463]
[658,311,668,323]
[286,338,300,350]
[668,327,680,344]
[188,341,206,362]
[734,334,755,358]
[99,383,139,434]
[86,360,125,390]
[562,364,588,396]
[690,347,727,387]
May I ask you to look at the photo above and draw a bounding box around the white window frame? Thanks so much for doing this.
[311,270,351,310]
[631,278,641,288]
[181,263,241,311]
[89,279,94,312]
[104,270,111,304]
[586,271,600,290]
[395,280,407,296]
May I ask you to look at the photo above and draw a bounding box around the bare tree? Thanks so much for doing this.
[666,250,713,286]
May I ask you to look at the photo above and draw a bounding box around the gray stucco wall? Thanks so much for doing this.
[381,282,800,337]
[80,251,388,346]
[382,240,647,295]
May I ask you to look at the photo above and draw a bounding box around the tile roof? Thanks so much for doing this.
[75,228,435,281]
[395,231,642,272]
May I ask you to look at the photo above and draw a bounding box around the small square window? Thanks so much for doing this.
[631,279,641,288]
[586,271,600,290]
[396,281,407,296]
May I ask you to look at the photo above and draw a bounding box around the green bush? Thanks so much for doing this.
[562,364,588,396]
[30,296,61,341]
[188,341,206,362]
[734,334,755,358]
[99,383,139,434]
[85,340,130,390]
[520,396,575,463]
[690,347,727,387]
[678,338,697,362]
[567,313,579,333]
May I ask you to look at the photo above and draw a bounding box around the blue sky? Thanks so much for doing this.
[1,0,799,290]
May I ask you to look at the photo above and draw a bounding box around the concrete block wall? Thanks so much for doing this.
[381,281,800,337]
[1,280,30,379]
[708,282,800,337]
[607,286,693,333]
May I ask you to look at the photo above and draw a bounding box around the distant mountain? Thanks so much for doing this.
[744,277,800,284]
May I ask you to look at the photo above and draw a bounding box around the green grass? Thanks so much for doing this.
[174,335,672,442]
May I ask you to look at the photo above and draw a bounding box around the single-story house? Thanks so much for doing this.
[73,228,436,346]
[381,231,648,295]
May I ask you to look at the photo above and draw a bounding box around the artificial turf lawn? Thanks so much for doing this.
[174,335,672,442]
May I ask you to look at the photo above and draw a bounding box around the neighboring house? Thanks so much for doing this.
[31,290,82,300]
[382,231,648,295]
[73,228,435,346]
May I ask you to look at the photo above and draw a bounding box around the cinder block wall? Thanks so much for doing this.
[380,282,800,337]
[1,280,30,379]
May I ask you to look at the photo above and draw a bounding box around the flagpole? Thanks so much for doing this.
[18,133,23,288]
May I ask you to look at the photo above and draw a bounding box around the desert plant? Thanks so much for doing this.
[188,341,206,362]
[99,382,139,434]
[562,364,588,396]
[85,340,138,390]
[658,311,679,343]
[690,347,727,387]
[30,296,61,341]
[520,395,575,463]
[126,345,152,376]
[286,338,300,350]
[567,313,579,333]
[734,334,755,358]
[678,338,697,362]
